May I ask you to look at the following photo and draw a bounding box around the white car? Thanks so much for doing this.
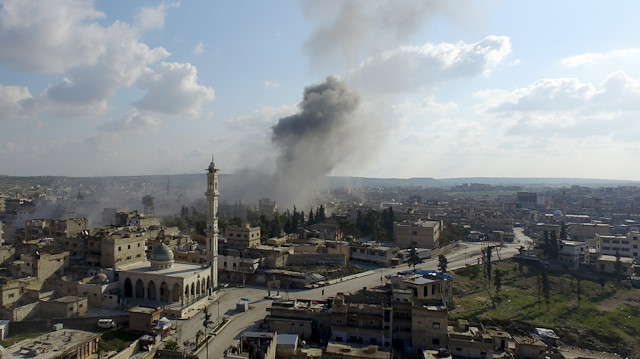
[97,318,116,328]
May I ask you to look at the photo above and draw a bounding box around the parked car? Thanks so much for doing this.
[97,318,117,328]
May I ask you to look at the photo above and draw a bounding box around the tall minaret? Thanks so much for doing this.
[205,157,219,292]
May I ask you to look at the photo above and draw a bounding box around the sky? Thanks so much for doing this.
[2,0,640,181]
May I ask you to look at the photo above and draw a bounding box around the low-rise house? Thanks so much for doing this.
[447,320,493,359]
[350,242,398,267]
[596,254,635,276]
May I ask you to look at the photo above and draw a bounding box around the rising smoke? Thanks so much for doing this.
[268,76,370,209]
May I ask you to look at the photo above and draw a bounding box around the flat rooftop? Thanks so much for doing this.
[118,261,207,278]
[3,329,100,359]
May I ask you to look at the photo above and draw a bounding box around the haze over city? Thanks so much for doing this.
[2,0,640,181]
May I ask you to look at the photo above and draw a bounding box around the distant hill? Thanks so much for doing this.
[2,173,639,191]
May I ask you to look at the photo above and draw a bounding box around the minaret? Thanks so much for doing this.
[205,157,219,293]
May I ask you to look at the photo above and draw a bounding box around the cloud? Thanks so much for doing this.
[0,0,108,73]
[0,85,31,119]
[134,2,180,30]
[301,0,477,72]
[560,48,640,68]
[133,62,215,118]
[100,111,162,132]
[192,41,205,55]
[348,36,512,95]
[483,71,640,139]
[0,0,180,120]
[394,96,458,118]
[264,80,280,90]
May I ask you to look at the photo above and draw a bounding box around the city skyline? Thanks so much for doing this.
[2,1,640,181]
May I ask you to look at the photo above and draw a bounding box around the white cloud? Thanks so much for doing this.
[192,41,205,55]
[0,84,31,119]
[0,0,107,73]
[100,111,162,132]
[394,96,458,118]
[0,0,177,120]
[483,71,640,140]
[134,62,215,118]
[560,48,640,68]
[348,36,512,95]
[264,80,280,90]
[134,2,180,30]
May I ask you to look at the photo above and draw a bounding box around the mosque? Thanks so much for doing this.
[115,159,220,316]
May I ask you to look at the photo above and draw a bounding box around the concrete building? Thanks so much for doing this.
[330,292,393,347]
[596,254,635,276]
[25,218,89,240]
[42,295,88,318]
[350,243,398,267]
[411,302,448,351]
[219,248,261,283]
[568,223,610,242]
[447,320,493,359]
[595,233,640,259]
[225,224,261,249]
[2,329,100,359]
[100,229,148,268]
[9,251,69,283]
[557,240,590,269]
[266,299,330,341]
[129,305,164,332]
[394,220,441,249]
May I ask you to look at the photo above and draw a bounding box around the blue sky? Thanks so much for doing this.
[2,0,640,180]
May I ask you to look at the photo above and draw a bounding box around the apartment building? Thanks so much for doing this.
[595,233,640,259]
[394,220,441,249]
[25,218,89,240]
[568,223,610,242]
[557,241,590,269]
[225,224,261,249]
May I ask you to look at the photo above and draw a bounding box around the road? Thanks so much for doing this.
[173,230,533,358]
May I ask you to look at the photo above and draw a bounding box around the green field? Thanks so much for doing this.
[451,260,640,357]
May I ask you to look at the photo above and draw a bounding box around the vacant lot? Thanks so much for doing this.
[451,260,640,357]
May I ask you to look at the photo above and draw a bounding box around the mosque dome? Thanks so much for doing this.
[553,209,563,218]
[150,243,174,269]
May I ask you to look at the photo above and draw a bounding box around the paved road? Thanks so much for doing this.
[173,230,534,358]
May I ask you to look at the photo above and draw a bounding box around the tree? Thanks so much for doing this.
[614,251,625,283]
[381,206,395,237]
[486,246,493,283]
[438,255,449,273]
[407,242,423,270]
[494,269,503,294]
[202,306,212,358]
[316,205,326,223]
[541,267,550,311]
[549,231,559,260]
[576,277,582,305]
[598,276,606,295]
[165,340,179,351]
[308,208,315,225]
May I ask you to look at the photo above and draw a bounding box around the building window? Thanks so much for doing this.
[433,322,440,329]
[118,247,121,251]
[433,339,440,345]
[128,245,131,249]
